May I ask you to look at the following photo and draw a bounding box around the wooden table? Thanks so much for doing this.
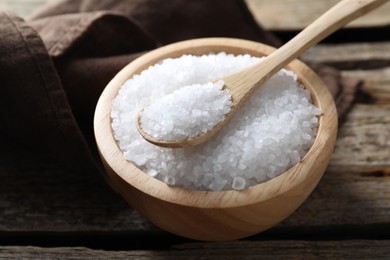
[1,1,389,258]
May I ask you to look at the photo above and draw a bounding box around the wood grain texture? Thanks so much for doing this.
[344,68,390,103]
[246,0,390,30]
[302,42,390,70]
[1,240,390,259]
[330,104,390,172]
[0,137,153,232]
[303,42,390,103]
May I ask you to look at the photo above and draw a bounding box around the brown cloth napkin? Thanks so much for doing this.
[0,0,361,175]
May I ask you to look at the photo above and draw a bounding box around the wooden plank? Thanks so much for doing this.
[281,109,390,229]
[343,67,390,103]
[301,42,390,70]
[0,138,153,232]
[172,240,390,258]
[329,104,390,172]
[302,42,390,102]
[1,240,390,259]
[246,0,390,30]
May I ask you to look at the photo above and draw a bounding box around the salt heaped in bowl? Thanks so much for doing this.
[111,53,322,191]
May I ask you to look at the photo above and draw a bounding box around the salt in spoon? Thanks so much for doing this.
[136,0,387,148]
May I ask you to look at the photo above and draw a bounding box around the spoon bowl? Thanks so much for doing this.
[94,38,338,241]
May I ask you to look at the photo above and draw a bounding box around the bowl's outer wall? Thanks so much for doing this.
[104,154,328,241]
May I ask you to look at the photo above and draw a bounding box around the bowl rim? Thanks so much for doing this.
[94,37,337,209]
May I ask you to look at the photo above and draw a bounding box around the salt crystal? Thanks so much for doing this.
[213,164,223,172]
[302,121,310,128]
[238,163,247,170]
[232,177,246,190]
[111,53,321,191]
[146,168,158,177]
[164,175,176,185]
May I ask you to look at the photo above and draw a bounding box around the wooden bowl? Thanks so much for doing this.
[94,38,338,241]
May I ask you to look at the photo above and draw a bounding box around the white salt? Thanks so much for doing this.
[139,80,232,141]
[232,177,246,190]
[111,53,321,191]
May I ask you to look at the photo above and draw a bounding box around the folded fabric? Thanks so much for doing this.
[0,0,361,175]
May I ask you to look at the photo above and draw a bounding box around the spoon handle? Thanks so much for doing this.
[226,0,387,103]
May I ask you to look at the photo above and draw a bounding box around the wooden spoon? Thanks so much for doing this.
[136,0,386,148]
